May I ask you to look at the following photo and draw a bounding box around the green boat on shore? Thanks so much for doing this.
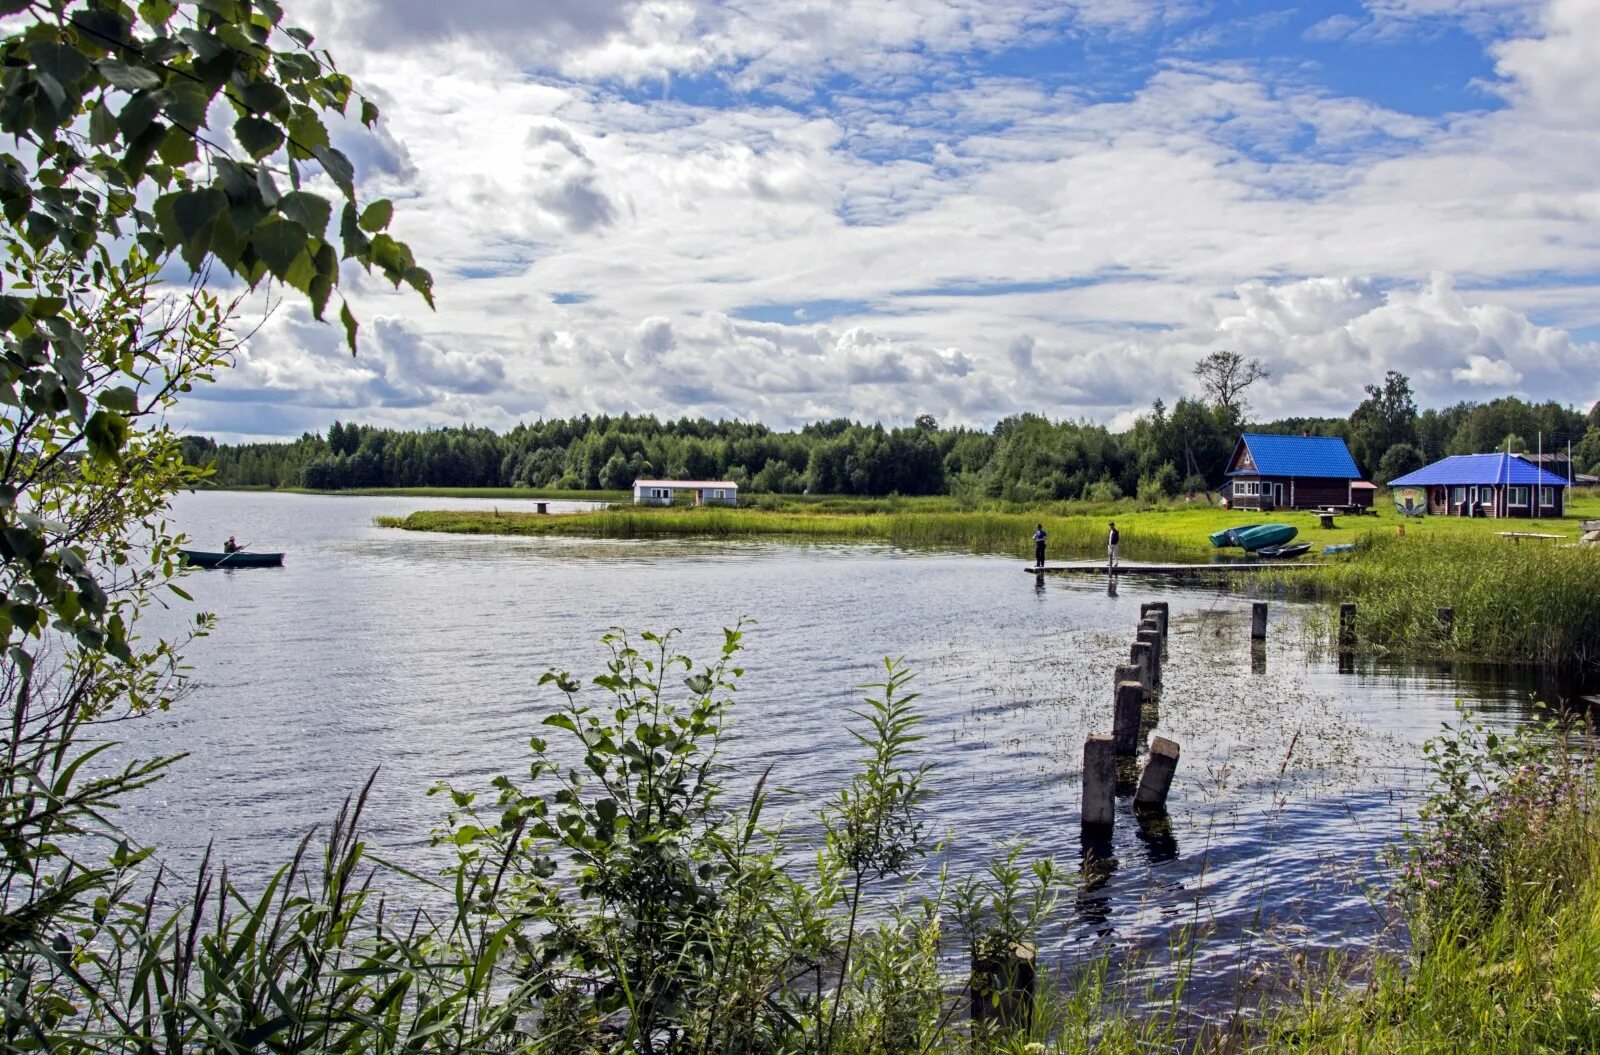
[179,549,284,569]
[1209,527,1240,548]
[1234,523,1297,553]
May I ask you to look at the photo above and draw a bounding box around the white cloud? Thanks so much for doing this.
[183,0,1600,440]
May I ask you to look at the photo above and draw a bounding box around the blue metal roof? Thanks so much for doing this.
[1228,433,1360,479]
[1389,454,1571,488]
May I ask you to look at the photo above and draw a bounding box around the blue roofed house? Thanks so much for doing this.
[1387,453,1568,518]
[1224,433,1370,512]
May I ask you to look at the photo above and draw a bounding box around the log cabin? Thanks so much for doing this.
[1224,433,1369,512]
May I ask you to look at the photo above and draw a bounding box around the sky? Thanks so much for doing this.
[185,0,1600,441]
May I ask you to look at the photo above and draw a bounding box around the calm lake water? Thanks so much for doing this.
[126,490,1565,1008]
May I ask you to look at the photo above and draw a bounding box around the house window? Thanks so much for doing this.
[1234,481,1261,497]
[709,489,722,499]
[1450,486,1466,506]
[651,488,670,499]
[1541,486,1556,506]
[1507,486,1529,506]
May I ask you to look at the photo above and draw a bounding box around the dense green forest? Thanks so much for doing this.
[189,372,1600,501]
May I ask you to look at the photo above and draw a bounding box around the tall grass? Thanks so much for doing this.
[1256,711,1600,1053]
[379,507,1200,561]
[1264,533,1600,668]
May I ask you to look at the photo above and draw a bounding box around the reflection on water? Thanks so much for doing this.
[125,491,1580,1013]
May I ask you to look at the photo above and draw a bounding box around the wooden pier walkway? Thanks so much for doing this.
[1026,561,1325,576]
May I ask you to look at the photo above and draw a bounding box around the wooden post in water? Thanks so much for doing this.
[1112,681,1144,755]
[1130,641,1153,695]
[1147,601,1170,638]
[971,943,1036,1032]
[1134,737,1180,811]
[1082,734,1116,829]
[1251,601,1268,641]
[1114,663,1142,699]
[1338,603,1357,649]
[536,501,549,515]
[1137,628,1162,685]
[1437,606,1454,637]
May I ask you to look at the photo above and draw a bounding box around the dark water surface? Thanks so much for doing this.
[127,491,1560,1007]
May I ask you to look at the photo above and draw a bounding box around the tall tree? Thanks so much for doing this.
[1194,350,1270,415]
[1349,370,1419,474]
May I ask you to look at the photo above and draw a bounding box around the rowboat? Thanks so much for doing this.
[1233,523,1297,553]
[1256,542,1310,559]
[1322,543,1356,555]
[1209,527,1239,548]
[179,549,284,569]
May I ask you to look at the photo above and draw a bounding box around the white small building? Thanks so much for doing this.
[632,479,738,507]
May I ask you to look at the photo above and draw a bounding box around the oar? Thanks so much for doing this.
[216,541,250,566]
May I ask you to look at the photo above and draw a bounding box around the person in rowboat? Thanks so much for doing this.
[223,536,240,553]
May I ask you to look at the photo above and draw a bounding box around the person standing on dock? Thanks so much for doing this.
[1107,521,1120,569]
[1033,524,1047,568]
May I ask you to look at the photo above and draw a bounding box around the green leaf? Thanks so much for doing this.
[276,191,330,235]
[542,713,579,734]
[167,188,227,241]
[156,127,199,167]
[249,218,307,280]
[84,410,129,466]
[236,79,288,115]
[359,97,379,127]
[312,145,355,198]
[31,42,93,88]
[234,115,284,159]
[285,26,314,47]
[96,386,138,413]
[284,107,330,160]
[97,60,162,91]
[340,299,358,354]
[88,102,118,146]
[339,201,369,258]
[357,199,392,233]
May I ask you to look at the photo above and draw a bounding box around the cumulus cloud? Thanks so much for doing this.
[179,0,1600,441]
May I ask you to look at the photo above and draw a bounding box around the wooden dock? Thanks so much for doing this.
[1026,561,1325,576]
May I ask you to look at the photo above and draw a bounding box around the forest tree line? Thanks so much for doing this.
[188,369,1600,501]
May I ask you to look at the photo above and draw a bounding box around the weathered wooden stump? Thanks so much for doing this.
[1112,680,1144,755]
[535,501,548,515]
[1130,641,1153,695]
[1251,601,1268,640]
[1134,737,1180,811]
[971,942,1036,1031]
[1250,639,1267,675]
[1137,629,1162,685]
[1148,601,1170,638]
[1082,734,1116,828]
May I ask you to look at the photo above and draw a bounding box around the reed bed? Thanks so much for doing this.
[1264,534,1600,668]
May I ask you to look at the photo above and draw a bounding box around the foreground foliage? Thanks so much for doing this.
[1261,709,1600,1054]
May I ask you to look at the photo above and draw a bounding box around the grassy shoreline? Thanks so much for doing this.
[379,496,1600,669]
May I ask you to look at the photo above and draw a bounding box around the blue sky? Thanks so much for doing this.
[189,0,1600,441]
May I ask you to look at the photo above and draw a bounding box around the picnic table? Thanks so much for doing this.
[1496,531,1568,543]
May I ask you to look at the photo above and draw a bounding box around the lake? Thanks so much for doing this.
[126,490,1561,1008]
